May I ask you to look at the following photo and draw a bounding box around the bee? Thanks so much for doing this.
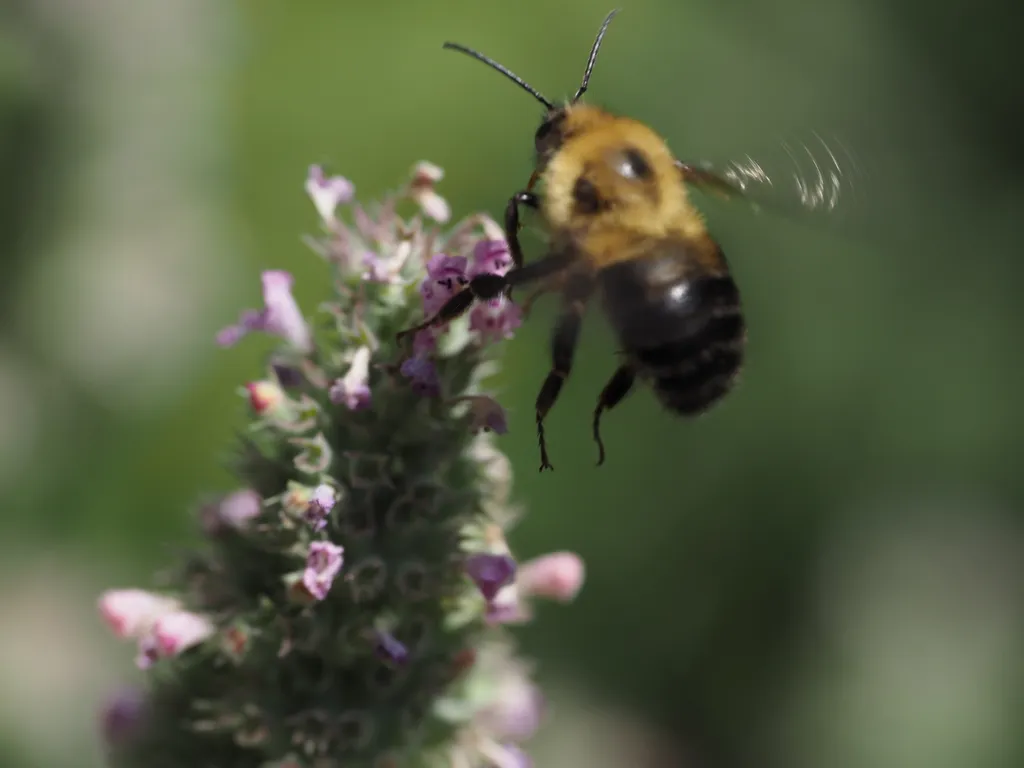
[398,9,853,471]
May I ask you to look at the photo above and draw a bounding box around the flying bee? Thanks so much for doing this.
[397,9,857,471]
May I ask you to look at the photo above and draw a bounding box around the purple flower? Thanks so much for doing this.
[217,271,313,352]
[486,551,586,625]
[329,346,372,411]
[471,239,514,275]
[100,689,147,747]
[304,484,336,531]
[271,361,304,388]
[399,355,441,398]
[373,630,409,666]
[259,271,314,351]
[471,300,523,344]
[306,164,354,227]
[421,254,469,314]
[475,668,545,742]
[361,243,411,285]
[467,240,522,344]
[215,310,264,346]
[414,254,469,353]
[302,541,344,600]
[217,489,263,529]
[361,251,391,283]
[500,745,533,768]
[465,553,517,601]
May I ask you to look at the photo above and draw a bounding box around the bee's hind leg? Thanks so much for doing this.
[533,273,595,472]
[592,365,636,466]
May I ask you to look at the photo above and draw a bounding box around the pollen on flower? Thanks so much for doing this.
[303,541,345,600]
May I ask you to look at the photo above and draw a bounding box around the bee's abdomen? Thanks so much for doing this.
[640,286,744,415]
[646,318,744,414]
[601,259,746,416]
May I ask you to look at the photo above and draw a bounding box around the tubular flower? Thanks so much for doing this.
[97,162,582,768]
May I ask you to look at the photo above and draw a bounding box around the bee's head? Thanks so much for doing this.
[532,102,616,175]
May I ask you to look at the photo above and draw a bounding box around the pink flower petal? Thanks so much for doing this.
[152,611,215,656]
[98,590,180,639]
[305,165,354,226]
[518,552,585,603]
[260,270,313,352]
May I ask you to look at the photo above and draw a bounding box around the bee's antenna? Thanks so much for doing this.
[442,42,555,110]
[573,9,620,102]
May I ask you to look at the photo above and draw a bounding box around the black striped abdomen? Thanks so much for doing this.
[600,255,745,416]
[643,298,745,415]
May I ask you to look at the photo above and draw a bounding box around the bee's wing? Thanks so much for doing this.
[677,131,888,238]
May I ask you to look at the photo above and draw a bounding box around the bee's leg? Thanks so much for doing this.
[395,253,569,346]
[503,190,539,300]
[675,160,744,201]
[503,190,539,270]
[592,365,636,466]
[534,275,594,472]
[395,287,476,346]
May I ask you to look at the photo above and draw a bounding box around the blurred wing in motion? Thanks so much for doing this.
[676,131,890,239]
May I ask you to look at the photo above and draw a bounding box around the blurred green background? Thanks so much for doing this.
[2,0,1023,767]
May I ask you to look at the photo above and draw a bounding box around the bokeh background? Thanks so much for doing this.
[2,0,1023,766]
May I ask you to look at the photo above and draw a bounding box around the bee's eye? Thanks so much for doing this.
[615,148,653,181]
[534,113,564,155]
[534,120,554,150]
[572,177,602,214]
